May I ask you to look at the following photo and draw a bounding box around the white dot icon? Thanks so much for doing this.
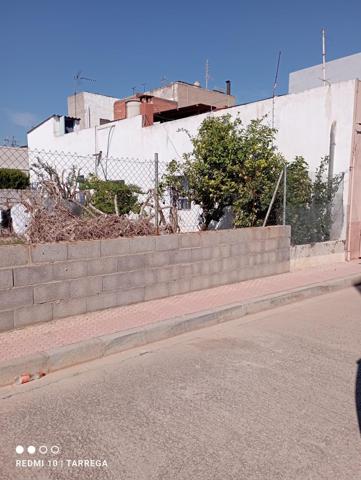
[27,446,36,455]
[15,445,24,454]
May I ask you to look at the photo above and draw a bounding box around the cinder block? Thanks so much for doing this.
[279,236,291,249]
[0,310,14,332]
[129,269,156,288]
[86,292,119,312]
[144,283,169,301]
[200,231,221,247]
[149,251,172,268]
[277,248,290,262]
[13,264,53,287]
[87,257,118,276]
[191,262,202,276]
[179,264,193,278]
[156,265,182,283]
[53,297,87,319]
[34,281,69,304]
[218,244,231,258]
[191,275,211,291]
[0,287,33,310]
[200,259,222,275]
[191,247,212,262]
[221,257,238,272]
[0,245,28,268]
[117,287,145,306]
[220,229,244,244]
[171,248,192,264]
[53,260,88,280]
[101,237,130,257]
[155,234,179,251]
[249,241,264,253]
[14,303,53,328]
[47,338,104,372]
[0,269,13,290]
[179,232,201,248]
[67,240,100,260]
[129,236,156,253]
[102,272,130,292]
[230,243,248,256]
[70,276,102,298]
[169,278,191,296]
[265,238,278,252]
[118,253,149,271]
[30,243,67,264]
[269,226,289,238]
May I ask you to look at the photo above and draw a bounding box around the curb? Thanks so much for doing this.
[1,272,361,387]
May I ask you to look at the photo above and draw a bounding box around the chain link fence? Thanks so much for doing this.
[0,147,201,241]
[0,146,347,245]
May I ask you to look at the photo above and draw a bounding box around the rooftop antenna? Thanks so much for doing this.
[131,86,137,95]
[160,76,168,87]
[74,70,96,117]
[141,83,147,93]
[205,59,210,89]
[272,51,282,129]
[321,28,327,84]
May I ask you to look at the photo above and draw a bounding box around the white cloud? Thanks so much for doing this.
[9,112,38,128]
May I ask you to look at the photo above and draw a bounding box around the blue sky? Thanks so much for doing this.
[1,0,361,145]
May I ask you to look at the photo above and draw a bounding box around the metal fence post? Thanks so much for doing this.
[154,153,159,235]
[263,168,284,227]
[282,163,287,225]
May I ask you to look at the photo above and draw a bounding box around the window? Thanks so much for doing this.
[177,197,191,210]
[64,117,78,134]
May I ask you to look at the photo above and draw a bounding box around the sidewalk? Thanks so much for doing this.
[1,260,361,386]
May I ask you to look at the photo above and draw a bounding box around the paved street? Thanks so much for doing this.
[0,286,361,479]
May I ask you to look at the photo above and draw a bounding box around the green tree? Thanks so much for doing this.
[278,156,344,245]
[81,175,142,215]
[165,115,285,230]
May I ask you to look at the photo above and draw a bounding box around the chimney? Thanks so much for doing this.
[226,80,231,96]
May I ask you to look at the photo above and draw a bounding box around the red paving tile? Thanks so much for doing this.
[0,261,360,362]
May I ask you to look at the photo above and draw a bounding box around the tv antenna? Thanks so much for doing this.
[74,70,96,117]
[3,136,18,147]
[320,28,331,86]
[271,51,282,129]
[205,59,210,89]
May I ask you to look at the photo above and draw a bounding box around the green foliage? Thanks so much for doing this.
[0,168,29,189]
[163,115,284,229]
[81,175,142,215]
[280,156,344,245]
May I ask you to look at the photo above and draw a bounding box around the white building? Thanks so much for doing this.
[289,52,361,93]
[28,79,361,259]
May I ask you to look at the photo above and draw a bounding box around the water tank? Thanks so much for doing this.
[126,100,141,118]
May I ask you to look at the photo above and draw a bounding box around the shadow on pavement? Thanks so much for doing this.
[356,359,361,434]
[355,284,361,434]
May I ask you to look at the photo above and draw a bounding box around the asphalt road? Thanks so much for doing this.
[1,286,361,480]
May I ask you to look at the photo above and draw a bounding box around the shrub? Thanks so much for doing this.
[0,168,29,189]
[80,175,142,215]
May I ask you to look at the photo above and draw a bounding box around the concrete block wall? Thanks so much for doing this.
[290,240,345,271]
[0,226,290,332]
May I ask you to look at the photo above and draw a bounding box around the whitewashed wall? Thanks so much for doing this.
[28,80,358,238]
